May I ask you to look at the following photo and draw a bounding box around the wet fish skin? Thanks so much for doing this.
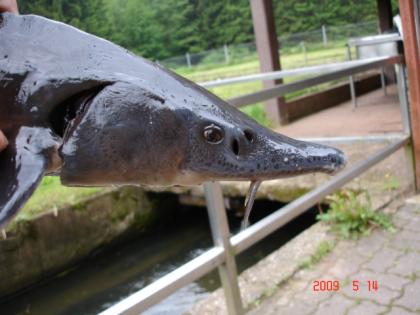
[0,13,346,228]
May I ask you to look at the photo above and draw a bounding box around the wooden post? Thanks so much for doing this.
[399,0,420,189]
[377,0,393,32]
[250,0,287,125]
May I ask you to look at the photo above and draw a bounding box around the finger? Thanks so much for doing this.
[0,131,8,151]
[0,0,19,14]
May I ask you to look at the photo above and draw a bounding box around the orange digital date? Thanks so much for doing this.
[312,280,379,292]
[312,280,340,291]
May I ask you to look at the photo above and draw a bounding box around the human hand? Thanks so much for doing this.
[0,0,18,151]
[0,0,18,14]
[0,131,8,151]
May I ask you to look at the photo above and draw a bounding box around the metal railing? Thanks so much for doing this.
[346,34,402,108]
[228,55,401,108]
[100,55,412,315]
[200,55,398,111]
[199,56,394,88]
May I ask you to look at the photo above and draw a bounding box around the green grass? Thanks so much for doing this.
[15,177,104,222]
[241,103,272,127]
[176,44,353,127]
[208,74,345,101]
[208,80,263,99]
[208,81,272,127]
[382,174,401,192]
[206,73,347,127]
[180,59,260,82]
[178,44,350,82]
[317,191,395,239]
[299,240,336,269]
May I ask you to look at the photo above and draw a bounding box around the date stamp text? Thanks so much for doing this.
[312,280,379,292]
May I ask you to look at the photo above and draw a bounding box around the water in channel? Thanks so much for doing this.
[0,194,319,315]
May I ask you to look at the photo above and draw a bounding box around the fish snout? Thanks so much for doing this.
[303,144,347,175]
[330,149,347,173]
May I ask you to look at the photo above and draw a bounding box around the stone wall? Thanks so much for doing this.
[0,187,157,296]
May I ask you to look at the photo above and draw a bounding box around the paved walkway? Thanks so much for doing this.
[276,84,402,138]
[248,199,420,315]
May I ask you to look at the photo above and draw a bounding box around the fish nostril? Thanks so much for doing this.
[244,129,254,143]
[231,138,240,156]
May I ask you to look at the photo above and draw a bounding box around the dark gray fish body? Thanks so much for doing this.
[0,13,346,228]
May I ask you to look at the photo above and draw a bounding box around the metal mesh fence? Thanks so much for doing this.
[160,21,379,71]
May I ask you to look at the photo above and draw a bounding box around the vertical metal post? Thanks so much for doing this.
[396,63,416,189]
[349,76,358,109]
[186,52,192,68]
[204,182,244,315]
[301,41,308,65]
[322,25,328,47]
[346,43,352,60]
[395,64,411,134]
[224,44,230,64]
[380,66,387,96]
[346,44,358,109]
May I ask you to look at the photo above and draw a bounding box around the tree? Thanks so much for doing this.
[18,0,398,60]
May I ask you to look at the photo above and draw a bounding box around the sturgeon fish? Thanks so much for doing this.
[0,13,346,228]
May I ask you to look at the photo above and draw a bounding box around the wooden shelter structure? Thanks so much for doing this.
[250,0,420,190]
[399,0,420,189]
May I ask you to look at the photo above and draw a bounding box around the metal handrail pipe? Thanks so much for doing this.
[228,55,402,108]
[231,136,409,254]
[98,247,225,315]
[199,56,394,88]
[347,33,402,47]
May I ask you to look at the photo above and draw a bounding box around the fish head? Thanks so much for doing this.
[174,84,347,184]
[58,72,346,187]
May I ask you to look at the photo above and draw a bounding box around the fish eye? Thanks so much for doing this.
[203,124,224,144]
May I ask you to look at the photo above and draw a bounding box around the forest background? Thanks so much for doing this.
[18,0,400,60]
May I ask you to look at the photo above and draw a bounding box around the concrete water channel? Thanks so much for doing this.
[0,197,320,315]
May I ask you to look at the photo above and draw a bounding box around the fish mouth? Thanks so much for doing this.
[49,85,107,138]
[257,134,347,178]
[244,141,347,180]
[325,150,347,174]
[306,148,347,175]
[240,145,346,229]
